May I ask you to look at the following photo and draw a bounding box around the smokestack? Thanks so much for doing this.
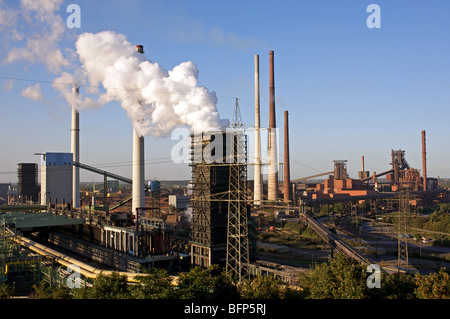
[132,129,145,216]
[268,50,278,201]
[132,44,146,219]
[135,45,144,54]
[422,130,427,191]
[361,156,365,172]
[254,54,262,205]
[283,111,290,204]
[71,85,80,208]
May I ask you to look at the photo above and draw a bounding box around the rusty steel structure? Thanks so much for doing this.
[387,149,422,191]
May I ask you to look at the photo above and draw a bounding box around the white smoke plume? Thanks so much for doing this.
[51,72,98,110]
[75,31,229,137]
[21,83,43,101]
[1,0,228,137]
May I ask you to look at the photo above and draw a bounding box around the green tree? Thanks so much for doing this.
[0,283,14,299]
[176,265,239,299]
[131,268,175,299]
[415,270,450,299]
[300,253,369,299]
[238,273,302,299]
[32,281,72,299]
[378,273,417,299]
[84,272,131,299]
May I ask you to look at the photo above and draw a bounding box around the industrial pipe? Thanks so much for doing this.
[7,227,156,283]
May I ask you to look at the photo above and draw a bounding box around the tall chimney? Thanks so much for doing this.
[132,128,145,216]
[422,130,427,191]
[283,110,290,204]
[254,54,262,205]
[132,44,146,218]
[71,85,80,208]
[135,45,144,54]
[268,50,278,201]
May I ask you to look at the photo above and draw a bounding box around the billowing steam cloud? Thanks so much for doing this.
[21,83,44,101]
[75,31,229,137]
[2,0,228,137]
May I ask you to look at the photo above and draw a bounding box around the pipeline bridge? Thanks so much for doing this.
[261,188,448,265]
[297,210,369,264]
[261,204,369,265]
[73,161,151,212]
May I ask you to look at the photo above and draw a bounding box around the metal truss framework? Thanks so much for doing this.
[226,128,250,282]
[189,99,250,282]
[398,187,410,272]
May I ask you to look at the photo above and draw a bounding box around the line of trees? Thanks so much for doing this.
[2,253,446,299]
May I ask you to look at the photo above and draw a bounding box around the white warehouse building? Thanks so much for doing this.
[40,152,73,206]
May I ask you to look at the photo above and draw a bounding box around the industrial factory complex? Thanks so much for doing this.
[1,49,449,296]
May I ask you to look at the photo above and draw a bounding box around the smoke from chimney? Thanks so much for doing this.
[75,31,229,138]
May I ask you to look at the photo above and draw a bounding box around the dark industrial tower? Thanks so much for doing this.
[190,131,231,268]
[17,163,38,203]
[190,99,250,281]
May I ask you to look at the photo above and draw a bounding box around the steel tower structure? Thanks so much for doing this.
[398,187,410,272]
[225,99,250,281]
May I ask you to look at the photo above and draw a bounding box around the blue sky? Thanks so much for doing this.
[1,0,450,183]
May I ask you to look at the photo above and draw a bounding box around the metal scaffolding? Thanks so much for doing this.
[190,132,230,268]
[397,187,409,272]
[189,99,250,281]
[226,99,250,281]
